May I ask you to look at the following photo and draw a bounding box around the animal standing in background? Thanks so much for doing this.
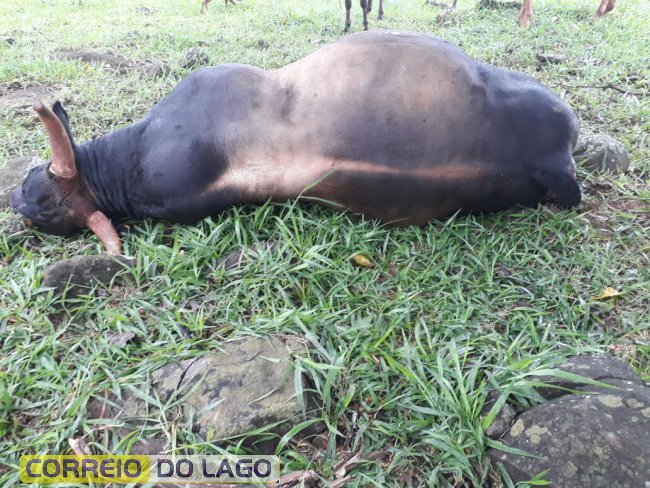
[11,31,581,255]
[201,0,235,13]
[519,0,616,27]
[343,0,384,33]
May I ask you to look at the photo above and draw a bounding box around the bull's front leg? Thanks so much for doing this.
[343,0,352,33]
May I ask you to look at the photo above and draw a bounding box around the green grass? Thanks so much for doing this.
[0,0,649,486]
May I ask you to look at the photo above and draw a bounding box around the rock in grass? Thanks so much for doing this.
[43,255,134,299]
[87,336,321,452]
[488,379,650,485]
[531,354,643,400]
[180,46,210,69]
[480,392,517,440]
[489,355,650,485]
[0,155,38,209]
[573,134,630,173]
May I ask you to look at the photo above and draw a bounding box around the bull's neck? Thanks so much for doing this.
[74,122,146,219]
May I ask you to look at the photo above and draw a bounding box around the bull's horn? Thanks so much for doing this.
[85,210,121,255]
[33,101,77,179]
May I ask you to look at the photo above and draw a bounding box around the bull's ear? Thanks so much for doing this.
[51,101,76,149]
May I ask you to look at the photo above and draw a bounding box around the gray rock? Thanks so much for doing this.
[532,354,643,400]
[488,379,650,486]
[180,47,210,69]
[43,255,134,299]
[0,154,39,209]
[481,393,517,440]
[87,336,320,451]
[573,134,631,173]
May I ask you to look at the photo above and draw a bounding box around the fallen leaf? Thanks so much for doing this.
[68,437,91,455]
[334,450,390,478]
[593,287,623,300]
[104,331,137,346]
[269,470,319,487]
[350,254,374,268]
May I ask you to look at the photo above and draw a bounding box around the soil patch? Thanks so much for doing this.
[59,49,167,78]
[0,83,57,113]
[0,154,40,209]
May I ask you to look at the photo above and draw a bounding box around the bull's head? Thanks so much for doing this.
[10,101,121,254]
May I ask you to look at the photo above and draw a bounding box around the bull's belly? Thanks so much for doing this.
[307,171,545,225]
[208,156,545,225]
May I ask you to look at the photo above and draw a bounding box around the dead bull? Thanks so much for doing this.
[11,31,580,255]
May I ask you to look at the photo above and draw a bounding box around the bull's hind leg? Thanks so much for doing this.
[343,0,352,33]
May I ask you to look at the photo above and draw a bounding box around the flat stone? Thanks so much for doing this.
[87,336,321,452]
[0,154,39,209]
[573,134,631,173]
[42,255,134,299]
[488,379,650,486]
[531,354,643,400]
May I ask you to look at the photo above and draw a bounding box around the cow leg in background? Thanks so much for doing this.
[595,0,616,17]
[200,0,212,13]
[519,0,533,27]
[378,0,384,20]
[343,0,352,33]
[361,0,370,30]
[225,0,236,6]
